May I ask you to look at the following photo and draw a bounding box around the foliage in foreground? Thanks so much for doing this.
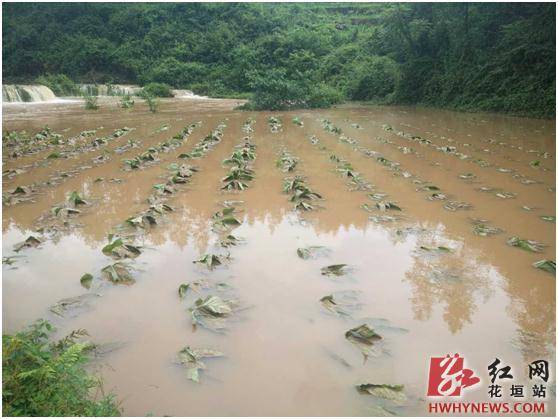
[2,320,120,417]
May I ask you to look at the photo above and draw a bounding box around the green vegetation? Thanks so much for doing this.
[119,94,134,109]
[2,320,120,416]
[83,93,98,110]
[141,93,159,113]
[35,74,79,96]
[2,3,555,116]
[139,82,173,98]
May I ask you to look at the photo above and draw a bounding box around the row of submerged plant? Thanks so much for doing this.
[123,123,198,170]
[3,126,136,206]
[381,123,551,189]
[268,116,282,133]
[7,124,200,253]
[3,126,65,158]
[309,133,404,223]
[83,122,228,296]
[363,122,555,272]
[10,122,228,319]
[286,140,408,411]
[177,118,258,382]
[221,141,256,191]
[4,128,97,176]
[346,120,543,214]
[322,120,555,275]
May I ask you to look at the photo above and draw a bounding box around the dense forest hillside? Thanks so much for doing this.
[3,3,555,116]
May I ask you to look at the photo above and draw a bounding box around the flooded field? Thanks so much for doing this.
[2,98,556,416]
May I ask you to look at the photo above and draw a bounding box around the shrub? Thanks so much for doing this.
[36,74,79,96]
[139,82,173,98]
[139,93,158,113]
[83,93,99,110]
[2,320,120,416]
[344,56,399,101]
[245,69,343,110]
[142,58,206,88]
[306,83,344,108]
[119,94,134,109]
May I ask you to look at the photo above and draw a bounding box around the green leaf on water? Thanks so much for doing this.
[423,185,440,191]
[178,283,190,299]
[13,235,42,252]
[194,254,224,270]
[49,293,97,317]
[102,236,141,259]
[177,346,224,383]
[292,117,304,127]
[507,236,544,253]
[2,256,21,266]
[321,264,348,277]
[126,214,157,228]
[428,193,447,201]
[80,273,93,289]
[471,219,502,237]
[149,203,173,214]
[189,295,239,331]
[356,384,406,402]
[101,262,134,284]
[297,246,330,260]
[419,246,451,253]
[495,191,517,199]
[221,216,241,226]
[220,234,242,248]
[67,191,88,207]
[276,151,298,172]
[444,201,472,211]
[52,206,81,218]
[9,186,31,195]
[320,291,361,317]
[368,192,388,201]
[533,259,555,275]
[153,183,174,195]
[376,201,401,211]
[345,324,382,358]
[294,200,315,211]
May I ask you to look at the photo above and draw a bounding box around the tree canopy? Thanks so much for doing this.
[3,3,555,116]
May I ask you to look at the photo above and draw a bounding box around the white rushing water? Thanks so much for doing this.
[2,84,210,104]
[172,89,208,99]
[2,85,57,102]
[79,84,142,96]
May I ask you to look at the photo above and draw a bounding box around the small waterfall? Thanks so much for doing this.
[78,84,141,96]
[3,84,57,102]
[172,89,208,99]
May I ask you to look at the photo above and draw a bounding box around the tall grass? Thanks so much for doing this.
[2,320,120,416]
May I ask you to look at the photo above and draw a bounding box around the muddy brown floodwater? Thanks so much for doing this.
[2,97,556,416]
